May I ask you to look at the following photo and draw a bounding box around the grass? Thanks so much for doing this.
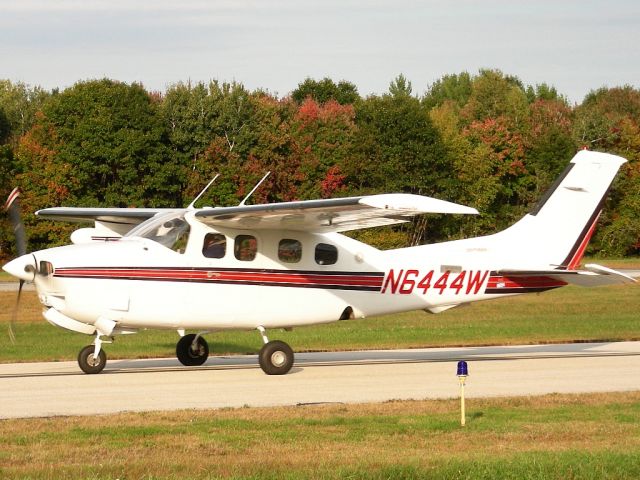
[0,271,18,282]
[0,392,639,479]
[0,282,639,363]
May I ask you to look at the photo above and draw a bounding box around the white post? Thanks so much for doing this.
[459,376,466,426]
[456,360,468,427]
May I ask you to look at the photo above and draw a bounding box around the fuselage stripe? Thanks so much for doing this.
[53,267,384,290]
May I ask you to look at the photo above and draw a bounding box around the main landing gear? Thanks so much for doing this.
[76,328,294,375]
[175,327,294,374]
[176,333,209,366]
[257,326,294,375]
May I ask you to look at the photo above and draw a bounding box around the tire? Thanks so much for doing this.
[176,334,209,366]
[77,345,107,374]
[258,340,294,375]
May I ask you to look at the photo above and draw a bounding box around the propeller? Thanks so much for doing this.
[4,187,26,345]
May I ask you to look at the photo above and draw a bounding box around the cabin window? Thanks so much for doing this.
[315,243,338,265]
[202,233,226,259]
[234,235,257,261]
[278,239,302,263]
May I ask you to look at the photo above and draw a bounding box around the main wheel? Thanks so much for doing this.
[176,334,209,366]
[78,345,107,374]
[258,340,294,375]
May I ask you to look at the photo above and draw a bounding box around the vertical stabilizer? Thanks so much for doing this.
[491,150,626,269]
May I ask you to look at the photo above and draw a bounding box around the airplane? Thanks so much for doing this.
[3,150,636,375]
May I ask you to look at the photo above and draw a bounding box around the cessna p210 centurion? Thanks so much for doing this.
[3,150,636,375]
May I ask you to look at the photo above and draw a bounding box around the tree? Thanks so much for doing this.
[388,74,412,98]
[291,77,359,105]
[13,79,178,249]
[574,86,640,255]
[461,69,529,128]
[348,84,450,245]
[524,99,577,203]
[423,72,473,109]
[0,80,50,146]
[525,83,566,104]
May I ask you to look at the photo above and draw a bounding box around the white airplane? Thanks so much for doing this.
[3,150,636,375]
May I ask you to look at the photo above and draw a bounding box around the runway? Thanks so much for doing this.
[1,341,639,419]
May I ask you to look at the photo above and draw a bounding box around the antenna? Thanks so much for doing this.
[239,171,271,206]
[188,174,220,209]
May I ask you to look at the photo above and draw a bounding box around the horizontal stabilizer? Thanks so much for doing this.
[496,265,637,287]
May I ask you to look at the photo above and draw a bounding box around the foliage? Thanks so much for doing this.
[292,77,360,105]
[1,72,639,258]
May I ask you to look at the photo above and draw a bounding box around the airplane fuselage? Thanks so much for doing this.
[31,220,563,333]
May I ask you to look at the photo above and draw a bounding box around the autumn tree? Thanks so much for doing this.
[12,79,179,250]
[0,80,50,146]
[575,86,640,255]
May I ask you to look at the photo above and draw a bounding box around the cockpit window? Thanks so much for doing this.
[124,211,190,253]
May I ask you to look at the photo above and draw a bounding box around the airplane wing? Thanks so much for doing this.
[36,207,177,225]
[35,207,182,241]
[495,264,637,287]
[193,194,478,233]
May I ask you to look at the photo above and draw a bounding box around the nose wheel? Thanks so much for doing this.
[77,345,107,374]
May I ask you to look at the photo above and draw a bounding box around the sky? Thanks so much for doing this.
[1,0,639,103]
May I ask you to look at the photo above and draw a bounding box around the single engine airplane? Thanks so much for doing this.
[3,150,636,375]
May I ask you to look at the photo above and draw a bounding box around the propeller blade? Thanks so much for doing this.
[8,279,24,345]
[4,187,26,257]
[5,188,27,344]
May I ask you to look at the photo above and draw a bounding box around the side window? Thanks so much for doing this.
[234,235,257,261]
[315,243,338,265]
[278,239,302,263]
[202,233,226,259]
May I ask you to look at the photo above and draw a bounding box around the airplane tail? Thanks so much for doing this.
[489,150,627,270]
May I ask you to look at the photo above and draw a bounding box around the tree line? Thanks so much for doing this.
[1,70,639,260]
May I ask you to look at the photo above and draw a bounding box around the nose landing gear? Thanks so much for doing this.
[77,338,108,374]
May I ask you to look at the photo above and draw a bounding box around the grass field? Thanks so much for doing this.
[1,392,639,479]
[1,282,638,363]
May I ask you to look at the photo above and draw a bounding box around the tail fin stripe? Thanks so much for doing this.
[559,180,614,269]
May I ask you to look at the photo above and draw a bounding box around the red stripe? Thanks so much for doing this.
[54,268,384,287]
[567,212,601,270]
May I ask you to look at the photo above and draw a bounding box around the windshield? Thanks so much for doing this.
[125,210,190,253]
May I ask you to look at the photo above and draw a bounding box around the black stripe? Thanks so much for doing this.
[558,194,608,270]
[530,163,575,216]
[54,266,384,277]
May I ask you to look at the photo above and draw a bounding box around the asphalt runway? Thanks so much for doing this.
[1,341,639,419]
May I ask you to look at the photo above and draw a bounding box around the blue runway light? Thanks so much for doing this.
[457,360,468,377]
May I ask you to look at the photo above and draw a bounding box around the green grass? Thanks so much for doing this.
[0,271,17,282]
[1,282,639,363]
[1,392,639,479]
